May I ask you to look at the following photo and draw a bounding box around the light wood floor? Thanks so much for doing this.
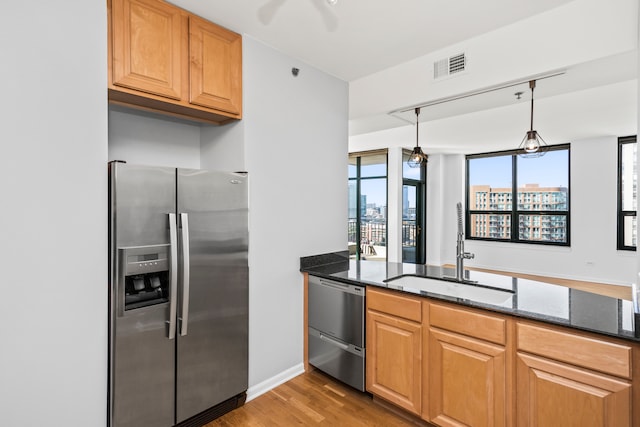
[205,370,426,426]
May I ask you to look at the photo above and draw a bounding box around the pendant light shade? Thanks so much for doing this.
[518,80,548,158]
[408,107,427,168]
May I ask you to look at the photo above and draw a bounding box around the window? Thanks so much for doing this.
[618,136,637,251]
[466,145,570,245]
[348,151,387,260]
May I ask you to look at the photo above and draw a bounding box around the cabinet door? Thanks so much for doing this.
[429,328,508,427]
[517,352,631,427]
[111,0,186,99]
[189,15,242,115]
[367,310,421,415]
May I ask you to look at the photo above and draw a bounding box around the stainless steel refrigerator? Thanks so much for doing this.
[108,162,249,427]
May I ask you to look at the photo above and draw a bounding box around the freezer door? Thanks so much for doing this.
[109,163,177,427]
[175,169,249,423]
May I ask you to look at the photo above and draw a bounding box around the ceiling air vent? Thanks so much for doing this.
[433,53,466,79]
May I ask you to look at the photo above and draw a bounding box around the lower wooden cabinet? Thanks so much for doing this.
[426,302,511,427]
[516,321,635,427]
[429,328,509,427]
[363,287,639,427]
[367,311,422,415]
[516,352,631,427]
[366,288,422,415]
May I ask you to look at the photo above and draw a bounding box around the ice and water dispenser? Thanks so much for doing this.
[118,245,170,311]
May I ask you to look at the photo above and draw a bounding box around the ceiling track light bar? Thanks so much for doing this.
[388,69,566,121]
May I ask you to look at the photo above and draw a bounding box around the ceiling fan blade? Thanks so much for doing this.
[258,0,287,25]
[310,0,338,32]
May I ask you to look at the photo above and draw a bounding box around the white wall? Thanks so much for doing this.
[426,154,466,266]
[212,36,348,396]
[439,137,636,286]
[386,147,403,262]
[108,106,201,168]
[200,120,246,171]
[0,1,108,426]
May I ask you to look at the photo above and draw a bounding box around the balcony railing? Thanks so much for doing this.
[348,220,419,259]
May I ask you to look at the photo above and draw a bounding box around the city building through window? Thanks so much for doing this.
[349,151,388,260]
[466,145,570,245]
[618,136,637,251]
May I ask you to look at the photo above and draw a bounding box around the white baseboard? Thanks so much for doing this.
[246,363,305,402]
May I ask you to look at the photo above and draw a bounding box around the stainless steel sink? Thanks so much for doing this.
[385,275,514,305]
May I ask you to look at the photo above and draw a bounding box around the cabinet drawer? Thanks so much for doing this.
[429,302,507,345]
[517,322,632,379]
[367,287,421,323]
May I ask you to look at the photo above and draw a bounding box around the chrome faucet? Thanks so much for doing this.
[455,230,475,281]
[455,202,474,282]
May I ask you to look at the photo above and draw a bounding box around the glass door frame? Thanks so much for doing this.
[402,151,426,264]
[349,150,388,261]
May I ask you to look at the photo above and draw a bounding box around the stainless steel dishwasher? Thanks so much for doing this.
[308,275,365,391]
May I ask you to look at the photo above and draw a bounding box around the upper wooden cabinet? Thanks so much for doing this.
[110,0,185,100]
[189,15,241,115]
[107,0,242,124]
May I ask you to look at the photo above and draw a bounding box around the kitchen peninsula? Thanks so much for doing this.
[301,251,640,426]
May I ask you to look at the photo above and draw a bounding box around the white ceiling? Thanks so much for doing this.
[170,0,637,153]
[171,0,575,82]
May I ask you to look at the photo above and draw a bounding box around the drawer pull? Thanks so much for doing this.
[320,333,349,350]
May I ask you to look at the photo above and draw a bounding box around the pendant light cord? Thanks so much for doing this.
[529,80,536,132]
[415,107,421,147]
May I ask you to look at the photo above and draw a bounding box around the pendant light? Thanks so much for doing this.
[408,107,428,167]
[518,80,548,158]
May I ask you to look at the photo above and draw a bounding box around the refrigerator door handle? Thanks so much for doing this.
[179,213,190,336]
[167,213,178,340]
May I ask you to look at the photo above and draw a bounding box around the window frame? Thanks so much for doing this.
[465,144,571,246]
[617,135,637,251]
[348,150,388,260]
[401,149,427,264]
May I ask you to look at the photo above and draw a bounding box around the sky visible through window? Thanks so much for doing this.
[469,150,569,188]
[357,163,387,206]
[360,160,424,206]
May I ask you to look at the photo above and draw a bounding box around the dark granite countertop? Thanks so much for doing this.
[300,251,640,343]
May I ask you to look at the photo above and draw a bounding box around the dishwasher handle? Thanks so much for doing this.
[316,277,365,296]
